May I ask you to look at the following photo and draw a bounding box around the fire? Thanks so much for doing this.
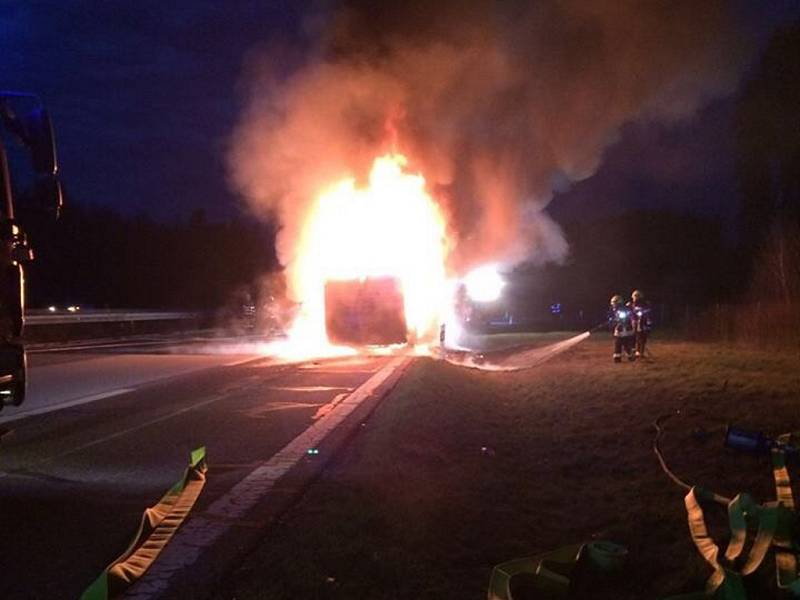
[463,264,505,303]
[279,153,450,355]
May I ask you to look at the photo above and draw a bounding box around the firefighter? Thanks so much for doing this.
[609,294,635,362]
[628,289,652,358]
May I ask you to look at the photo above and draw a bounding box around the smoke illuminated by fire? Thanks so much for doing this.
[275,153,450,355]
[229,1,753,358]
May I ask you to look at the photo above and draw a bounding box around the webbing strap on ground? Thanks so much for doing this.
[487,540,627,600]
[772,434,800,595]
[675,433,800,599]
[683,487,779,599]
[80,447,207,600]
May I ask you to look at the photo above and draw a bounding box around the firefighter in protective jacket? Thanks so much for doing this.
[608,294,635,362]
[628,289,652,358]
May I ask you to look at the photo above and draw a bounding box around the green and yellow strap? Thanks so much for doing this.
[680,487,779,600]
[772,434,800,595]
[487,540,627,600]
[81,446,207,600]
[676,432,800,599]
[487,430,800,599]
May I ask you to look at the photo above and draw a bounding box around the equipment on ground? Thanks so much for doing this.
[725,425,799,460]
[655,412,800,597]
[0,92,62,409]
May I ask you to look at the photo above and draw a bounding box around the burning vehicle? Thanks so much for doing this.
[271,157,511,351]
[324,276,406,346]
[283,154,450,352]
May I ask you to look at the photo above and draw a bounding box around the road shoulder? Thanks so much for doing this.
[123,355,412,599]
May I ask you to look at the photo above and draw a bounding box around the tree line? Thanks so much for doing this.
[20,205,279,311]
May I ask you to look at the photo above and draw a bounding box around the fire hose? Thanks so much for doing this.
[486,417,799,599]
[487,540,628,600]
[653,413,800,599]
[81,447,207,600]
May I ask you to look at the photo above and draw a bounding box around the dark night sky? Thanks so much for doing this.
[2,0,310,220]
[3,1,800,224]
[551,2,800,233]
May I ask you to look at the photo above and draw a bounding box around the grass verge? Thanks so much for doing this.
[456,330,581,352]
[220,336,800,599]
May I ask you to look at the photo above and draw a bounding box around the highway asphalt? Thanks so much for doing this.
[0,341,396,599]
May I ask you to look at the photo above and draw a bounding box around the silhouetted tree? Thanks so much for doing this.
[19,203,279,310]
[508,209,733,326]
[735,20,800,297]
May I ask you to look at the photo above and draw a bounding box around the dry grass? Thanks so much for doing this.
[222,336,800,599]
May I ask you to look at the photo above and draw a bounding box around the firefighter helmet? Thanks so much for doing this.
[632,289,643,301]
[610,294,624,306]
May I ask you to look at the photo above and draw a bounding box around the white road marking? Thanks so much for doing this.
[267,385,352,392]
[51,395,230,462]
[0,393,233,479]
[312,392,350,420]
[223,356,263,367]
[243,402,320,417]
[296,369,377,374]
[298,359,376,371]
[9,353,261,426]
[29,340,171,353]
[124,355,408,599]
[0,388,135,425]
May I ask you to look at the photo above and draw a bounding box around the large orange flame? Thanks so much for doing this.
[275,153,450,357]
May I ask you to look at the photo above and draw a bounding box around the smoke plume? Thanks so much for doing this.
[229,1,748,281]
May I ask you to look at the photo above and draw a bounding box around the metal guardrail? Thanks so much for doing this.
[25,310,199,325]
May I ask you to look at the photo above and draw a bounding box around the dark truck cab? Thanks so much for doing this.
[0,93,62,409]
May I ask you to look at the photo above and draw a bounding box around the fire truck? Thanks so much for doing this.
[0,93,62,409]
